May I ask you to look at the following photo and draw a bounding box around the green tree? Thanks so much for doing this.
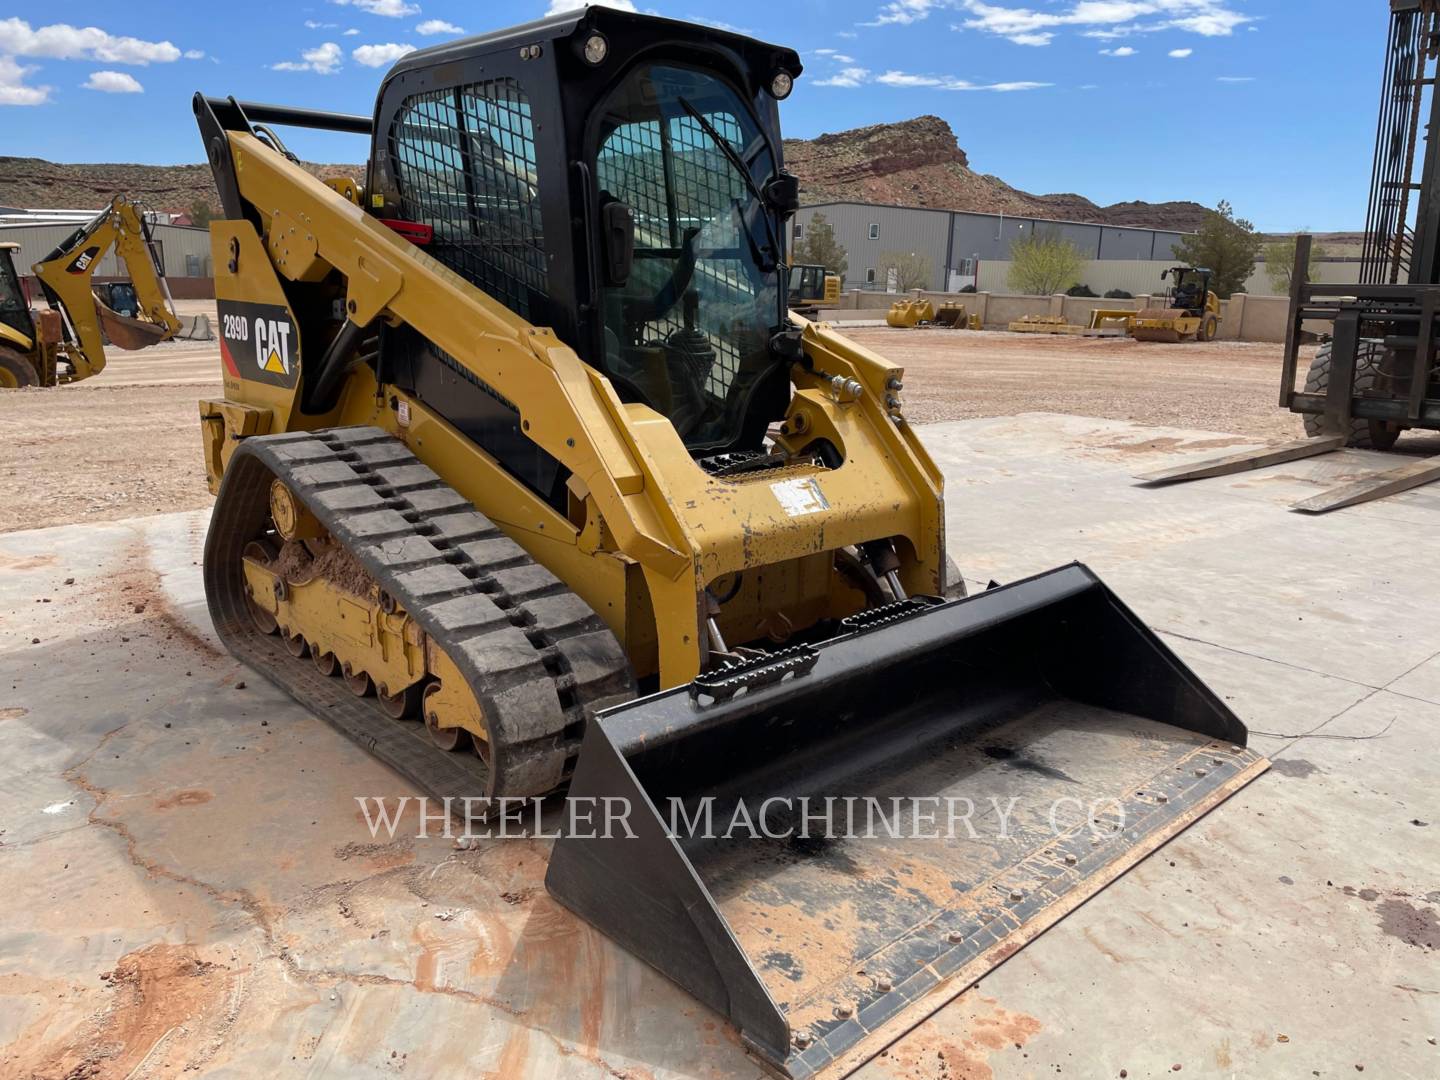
[791,212,848,284]
[1006,230,1083,295]
[1263,232,1326,294]
[1171,201,1262,298]
[188,199,216,227]
[877,250,932,292]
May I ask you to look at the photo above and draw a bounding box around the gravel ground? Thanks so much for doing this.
[5,322,1427,534]
[0,334,220,534]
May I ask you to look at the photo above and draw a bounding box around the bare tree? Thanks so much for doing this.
[877,250,932,292]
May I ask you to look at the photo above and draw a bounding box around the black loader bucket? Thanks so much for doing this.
[546,564,1266,1077]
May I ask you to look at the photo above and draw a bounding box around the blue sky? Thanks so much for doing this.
[0,1,1385,230]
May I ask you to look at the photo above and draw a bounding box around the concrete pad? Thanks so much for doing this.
[2,413,1437,1078]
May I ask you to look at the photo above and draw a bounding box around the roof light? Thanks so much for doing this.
[770,71,794,99]
[582,32,608,65]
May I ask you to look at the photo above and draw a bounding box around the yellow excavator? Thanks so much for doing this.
[193,9,1264,1074]
[787,261,840,317]
[0,196,181,388]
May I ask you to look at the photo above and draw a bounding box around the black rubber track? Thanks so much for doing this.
[204,426,635,815]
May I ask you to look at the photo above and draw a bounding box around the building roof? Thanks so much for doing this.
[798,199,1191,235]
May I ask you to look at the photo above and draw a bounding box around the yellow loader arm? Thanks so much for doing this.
[30,196,181,381]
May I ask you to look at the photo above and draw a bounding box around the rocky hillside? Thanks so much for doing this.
[0,157,363,215]
[3,115,1209,231]
[784,115,1211,232]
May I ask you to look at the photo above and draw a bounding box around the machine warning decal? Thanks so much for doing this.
[771,477,830,517]
[218,300,299,388]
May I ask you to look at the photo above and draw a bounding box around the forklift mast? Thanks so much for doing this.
[1363,0,1440,286]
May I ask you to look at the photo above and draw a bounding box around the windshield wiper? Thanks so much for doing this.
[676,96,779,271]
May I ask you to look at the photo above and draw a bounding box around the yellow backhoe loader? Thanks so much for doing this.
[193,9,1264,1074]
[0,196,181,388]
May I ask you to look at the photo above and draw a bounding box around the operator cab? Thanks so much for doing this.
[788,264,826,304]
[0,244,35,344]
[368,8,802,457]
[1162,265,1211,315]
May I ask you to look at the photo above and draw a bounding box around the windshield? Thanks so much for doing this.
[593,64,783,450]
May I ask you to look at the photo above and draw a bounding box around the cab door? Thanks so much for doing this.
[0,252,36,346]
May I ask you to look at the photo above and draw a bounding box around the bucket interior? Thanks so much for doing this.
[547,565,1264,1076]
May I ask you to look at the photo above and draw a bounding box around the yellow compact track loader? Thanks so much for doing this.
[194,9,1263,1074]
[0,197,180,388]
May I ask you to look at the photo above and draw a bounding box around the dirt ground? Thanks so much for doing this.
[0,301,222,534]
[845,327,1316,439]
[0,322,1323,534]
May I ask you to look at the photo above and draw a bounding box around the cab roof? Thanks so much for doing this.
[386,7,801,82]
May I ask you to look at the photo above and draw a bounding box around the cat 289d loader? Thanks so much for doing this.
[0,196,180,388]
[194,8,1264,1075]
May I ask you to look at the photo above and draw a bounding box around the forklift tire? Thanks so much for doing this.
[1198,313,1219,342]
[0,347,39,389]
[1302,339,1401,450]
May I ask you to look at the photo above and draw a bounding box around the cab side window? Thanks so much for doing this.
[389,78,548,322]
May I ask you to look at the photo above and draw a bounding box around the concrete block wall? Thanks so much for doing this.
[818,288,1300,342]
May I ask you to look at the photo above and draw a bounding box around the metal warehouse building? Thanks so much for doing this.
[791,201,1189,292]
[0,219,215,298]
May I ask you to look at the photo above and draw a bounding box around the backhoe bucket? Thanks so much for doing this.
[547,563,1265,1077]
[95,298,170,351]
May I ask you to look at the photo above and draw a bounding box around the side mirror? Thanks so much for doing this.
[763,170,801,216]
[601,199,635,286]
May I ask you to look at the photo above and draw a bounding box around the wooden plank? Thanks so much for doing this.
[1291,454,1440,513]
[1134,436,1346,484]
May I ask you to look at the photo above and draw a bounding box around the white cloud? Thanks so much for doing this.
[184,49,206,59]
[688,16,753,33]
[1216,75,1253,82]
[837,30,858,38]
[816,66,870,88]
[352,42,416,67]
[0,18,182,65]
[1168,47,1192,57]
[814,48,857,62]
[416,19,464,35]
[274,41,343,73]
[902,1,1255,46]
[83,69,143,93]
[876,69,1049,90]
[305,19,337,29]
[823,67,1049,91]
[330,0,420,17]
[1100,45,1136,55]
[344,28,360,35]
[545,0,637,14]
[0,55,49,105]
[867,0,944,26]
